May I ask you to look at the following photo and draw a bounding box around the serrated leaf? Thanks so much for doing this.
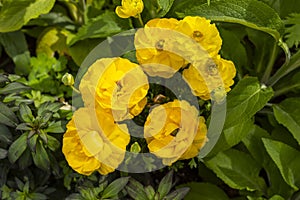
[0,124,12,143]
[0,0,56,32]
[0,82,30,94]
[8,133,28,163]
[273,98,300,145]
[262,138,300,190]
[180,0,284,40]
[19,103,34,123]
[102,177,129,199]
[284,13,300,48]
[32,140,50,171]
[0,102,18,127]
[179,183,229,200]
[205,149,266,192]
[225,77,273,128]
[158,171,173,198]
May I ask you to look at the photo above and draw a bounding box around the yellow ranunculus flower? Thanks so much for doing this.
[62,108,130,175]
[144,100,207,166]
[183,55,236,101]
[115,0,144,18]
[79,57,149,121]
[176,16,222,56]
[135,18,187,78]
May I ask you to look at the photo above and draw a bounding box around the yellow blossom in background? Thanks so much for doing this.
[115,0,144,18]
[62,108,130,175]
[135,18,186,78]
[79,57,149,121]
[183,55,236,101]
[176,16,222,56]
[144,100,207,166]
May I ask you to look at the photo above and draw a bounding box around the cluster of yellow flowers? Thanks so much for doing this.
[63,58,148,175]
[62,1,236,175]
[135,17,236,100]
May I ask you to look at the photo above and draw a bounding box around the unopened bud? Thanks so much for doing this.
[62,73,74,86]
[130,142,141,153]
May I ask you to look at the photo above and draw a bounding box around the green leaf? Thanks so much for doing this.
[46,135,60,151]
[46,121,65,133]
[126,178,148,200]
[156,0,175,17]
[0,82,30,95]
[205,149,266,192]
[19,103,34,123]
[0,148,8,159]
[16,123,32,131]
[0,102,18,127]
[180,0,284,40]
[28,134,38,152]
[144,185,155,199]
[262,138,300,190]
[273,98,300,145]
[102,177,129,199]
[167,0,207,17]
[38,102,63,116]
[261,0,300,19]
[68,11,130,46]
[179,182,229,200]
[0,0,56,32]
[36,27,70,57]
[0,124,12,144]
[30,193,48,200]
[8,133,28,163]
[209,118,254,155]
[164,187,190,200]
[32,140,50,171]
[0,31,31,74]
[225,77,273,129]
[158,170,173,198]
[242,126,295,198]
[18,147,32,169]
[218,25,248,77]
[68,38,104,66]
[285,13,300,48]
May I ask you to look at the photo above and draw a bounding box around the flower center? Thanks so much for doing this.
[193,31,203,41]
[170,128,180,136]
[206,60,218,76]
[155,39,165,51]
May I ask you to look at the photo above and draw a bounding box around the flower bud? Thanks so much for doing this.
[62,73,74,86]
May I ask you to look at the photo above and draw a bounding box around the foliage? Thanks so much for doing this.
[0,0,300,199]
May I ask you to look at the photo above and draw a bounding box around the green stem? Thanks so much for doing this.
[261,41,278,84]
[71,86,80,94]
[137,13,144,27]
[268,50,300,86]
[274,83,300,98]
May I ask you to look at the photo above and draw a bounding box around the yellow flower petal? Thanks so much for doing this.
[145,100,207,165]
